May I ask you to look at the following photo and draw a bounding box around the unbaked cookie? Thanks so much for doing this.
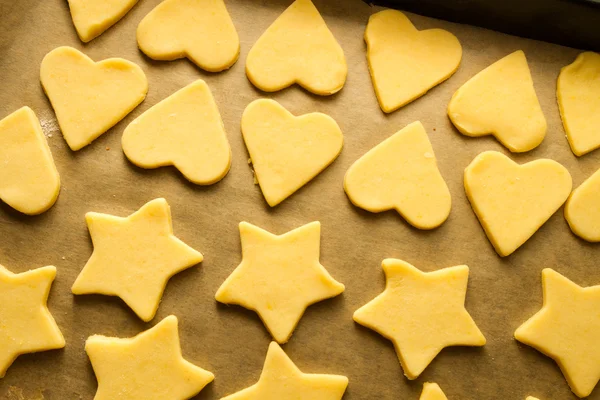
[420,383,448,400]
[40,46,147,151]
[565,167,600,242]
[0,107,60,215]
[245,0,347,95]
[67,0,138,42]
[365,10,461,113]
[448,51,546,152]
[344,121,451,229]
[122,80,231,185]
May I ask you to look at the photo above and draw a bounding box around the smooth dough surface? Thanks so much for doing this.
[448,51,546,152]
[245,0,347,95]
[0,107,60,215]
[0,265,65,378]
[464,151,572,257]
[86,315,214,400]
[241,99,343,206]
[122,79,231,185]
[215,221,344,343]
[366,10,461,113]
[137,0,239,72]
[344,121,451,229]
[220,342,348,400]
[557,52,600,156]
[353,259,485,380]
[72,198,203,321]
[565,168,600,242]
[515,269,600,398]
[420,383,448,400]
[40,46,148,151]
[68,0,138,42]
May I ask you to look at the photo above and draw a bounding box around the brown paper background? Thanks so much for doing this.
[0,0,598,399]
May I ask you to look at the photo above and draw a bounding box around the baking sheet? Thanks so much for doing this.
[0,0,597,399]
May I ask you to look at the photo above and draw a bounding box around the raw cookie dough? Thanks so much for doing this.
[526,397,540,400]
[565,167,600,242]
[220,342,348,400]
[245,0,347,95]
[137,0,239,72]
[67,0,138,42]
[515,269,600,398]
[86,315,214,400]
[448,51,546,152]
[420,382,448,400]
[122,79,231,185]
[242,99,343,206]
[0,265,65,378]
[365,10,461,113]
[0,107,60,215]
[40,46,148,151]
[215,221,344,343]
[344,121,451,229]
[464,151,572,257]
[557,52,600,156]
[353,259,485,379]
[72,198,203,321]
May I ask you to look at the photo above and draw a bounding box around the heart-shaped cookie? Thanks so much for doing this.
[40,46,148,151]
[464,151,572,257]
[448,51,546,153]
[67,0,138,42]
[344,121,451,229]
[365,10,462,113]
[557,52,600,156]
[565,168,600,242]
[245,0,347,95]
[241,99,343,206]
[0,107,60,215]
[137,0,239,72]
[122,80,231,185]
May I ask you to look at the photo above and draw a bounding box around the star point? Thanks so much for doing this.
[215,221,344,343]
[72,198,203,321]
[0,264,65,378]
[86,315,214,400]
[220,341,348,400]
[515,268,600,398]
[353,259,485,379]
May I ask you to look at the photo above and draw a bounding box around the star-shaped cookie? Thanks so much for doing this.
[215,221,344,343]
[420,382,448,400]
[220,341,348,400]
[353,259,485,379]
[0,265,65,378]
[86,315,214,400]
[72,198,203,321]
[515,269,600,398]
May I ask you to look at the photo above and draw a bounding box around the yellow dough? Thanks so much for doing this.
[67,0,138,42]
[137,0,239,72]
[220,342,348,400]
[215,221,344,344]
[344,121,451,229]
[353,259,485,379]
[557,52,600,156]
[86,315,214,400]
[241,99,343,206]
[72,198,203,321]
[526,397,540,400]
[40,46,148,151]
[0,265,65,378]
[565,168,600,242]
[122,80,231,185]
[420,382,448,400]
[245,0,347,95]
[365,10,462,113]
[515,269,600,398]
[0,107,60,215]
[448,51,546,152]
[464,151,572,257]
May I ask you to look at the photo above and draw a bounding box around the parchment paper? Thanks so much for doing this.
[0,0,597,399]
